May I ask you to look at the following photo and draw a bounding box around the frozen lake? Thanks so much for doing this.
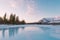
[0,25,60,40]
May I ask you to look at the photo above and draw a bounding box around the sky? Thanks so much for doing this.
[0,0,60,23]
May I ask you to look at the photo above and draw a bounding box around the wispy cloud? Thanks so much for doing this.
[25,0,36,16]
[9,1,17,8]
[7,0,24,8]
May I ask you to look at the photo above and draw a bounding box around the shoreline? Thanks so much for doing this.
[0,23,60,25]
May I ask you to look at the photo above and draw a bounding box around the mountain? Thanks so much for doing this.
[39,17,60,23]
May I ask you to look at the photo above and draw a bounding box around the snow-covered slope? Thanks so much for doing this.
[39,17,60,23]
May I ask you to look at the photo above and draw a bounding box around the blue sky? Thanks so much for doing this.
[0,0,60,22]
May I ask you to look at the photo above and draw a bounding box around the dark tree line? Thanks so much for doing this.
[0,13,26,24]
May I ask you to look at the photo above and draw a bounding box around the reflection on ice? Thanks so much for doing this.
[50,26,60,39]
[40,27,50,31]
[0,25,60,40]
[18,28,23,34]
[0,31,2,38]
[24,27,44,32]
[2,30,9,38]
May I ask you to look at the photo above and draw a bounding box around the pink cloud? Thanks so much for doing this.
[25,0,36,16]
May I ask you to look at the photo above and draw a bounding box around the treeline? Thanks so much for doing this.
[0,13,26,24]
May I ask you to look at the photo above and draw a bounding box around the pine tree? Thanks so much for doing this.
[15,16,19,24]
[3,13,7,24]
